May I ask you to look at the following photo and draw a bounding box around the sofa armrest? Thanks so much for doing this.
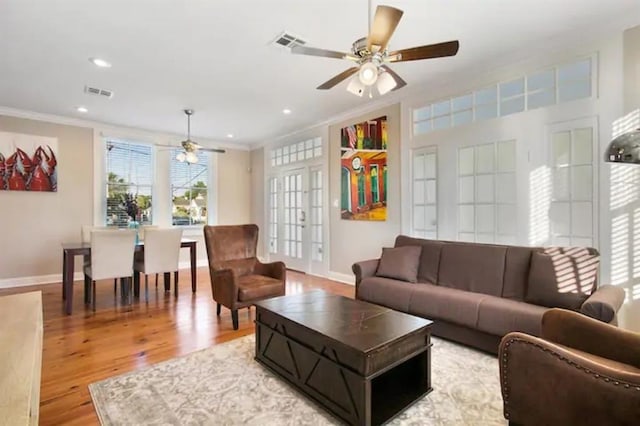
[210,268,238,309]
[352,259,379,293]
[581,284,625,323]
[254,260,286,282]
[499,332,640,425]
[542,308,640,368]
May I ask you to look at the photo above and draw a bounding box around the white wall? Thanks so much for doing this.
[399,32,640,330]
[328,104,402,278]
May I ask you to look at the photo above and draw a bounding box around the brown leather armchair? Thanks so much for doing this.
[203,224,286,330]
[499,308,640,425]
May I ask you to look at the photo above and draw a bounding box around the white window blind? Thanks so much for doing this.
[105,140,153,227]
[170,149,209,226]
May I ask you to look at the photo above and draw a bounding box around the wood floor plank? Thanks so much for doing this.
[0,268,354,425]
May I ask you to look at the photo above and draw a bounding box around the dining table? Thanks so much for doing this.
[60,238,197,314]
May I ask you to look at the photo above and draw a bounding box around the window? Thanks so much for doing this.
[474,86,498,121]
[105,140,153,227]
[452,94,473,126]
[527,69,556,109]
[411,57,594,135]
[310,169,323,262]
[458,140,517,243]
[268,177,278,254]
[558,59,592,103]
[412,147,437,239]
[500,78,525,116]
[170,149,209,226]
[549,127,594,246]
[270,137,323,167]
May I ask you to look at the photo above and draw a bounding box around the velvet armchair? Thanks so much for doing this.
[204,224,286,329]
[499,308,640,425]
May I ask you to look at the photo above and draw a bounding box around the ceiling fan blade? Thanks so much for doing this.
[201,148,226,154]
[388,40,460,62]
[317,67,359,90]
[291,45,356,60]
[367,6,404,53]
[380,65,407,90]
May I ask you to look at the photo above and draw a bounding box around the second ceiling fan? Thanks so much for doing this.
[292,3,459,96]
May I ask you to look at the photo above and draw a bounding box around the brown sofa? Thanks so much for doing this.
[353,235,625,354]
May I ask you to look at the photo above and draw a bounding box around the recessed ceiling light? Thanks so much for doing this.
[89,57,112,68]
[76,106,88,113]
[227,134,234,138]
[283,108,292,115]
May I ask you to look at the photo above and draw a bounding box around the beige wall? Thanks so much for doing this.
[217,148,251,225]
[329,104,402,276]
[250,148,265,258]
[0,114,253,284]
[0,115,93,280]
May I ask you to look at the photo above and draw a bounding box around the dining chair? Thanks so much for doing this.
[80,225,114,301]
[84,229,137,311]
[138,225,158,242]
[133,227,183,301]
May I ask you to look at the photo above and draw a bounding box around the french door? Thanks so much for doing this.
[268,166,324,273]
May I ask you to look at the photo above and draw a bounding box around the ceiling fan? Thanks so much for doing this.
[159,109,225,164]
[291,2,459,97]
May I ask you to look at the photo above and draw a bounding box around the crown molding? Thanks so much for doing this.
[0,105,251,151]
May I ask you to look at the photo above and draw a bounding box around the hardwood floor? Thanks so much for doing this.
[0,268,354,425]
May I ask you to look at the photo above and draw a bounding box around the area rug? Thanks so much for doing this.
[89,334,505,425]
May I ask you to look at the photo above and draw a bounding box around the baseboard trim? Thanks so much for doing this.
[0,260,210,289]
[327,271,355,286]
[0,272,84,289]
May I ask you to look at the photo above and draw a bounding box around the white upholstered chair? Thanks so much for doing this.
[138,225,158,242]
[81,225,109,243]
[133,228,183,301]
[84,230,137,311]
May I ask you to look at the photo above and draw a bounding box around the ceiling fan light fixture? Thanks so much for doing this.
[377,71,397,95]
[185,152,199,164]
[358,61,378,86]
[346,77,365,97]
[176,152,187,162]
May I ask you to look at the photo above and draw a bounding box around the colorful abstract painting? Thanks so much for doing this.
[0,131,58,192]
[340,116,387,221]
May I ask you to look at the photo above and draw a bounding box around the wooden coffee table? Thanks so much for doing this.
[254,291,433,426]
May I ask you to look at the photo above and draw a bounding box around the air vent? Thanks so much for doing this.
[84,85,114,99]
[273,32,307,49]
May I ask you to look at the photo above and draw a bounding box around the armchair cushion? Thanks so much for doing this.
[525,251,598,309]
[237,275,284,302]
[375,246,422,283]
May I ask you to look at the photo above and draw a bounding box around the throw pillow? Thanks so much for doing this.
[525,251,599,309]
[375,245,422,283]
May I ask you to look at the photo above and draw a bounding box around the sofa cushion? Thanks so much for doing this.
[477,296,547,337]
[525,251,598,309]
[438,242,507,297]
[375,246,422,283]
[502,246,534,300]
[408,284,487,328]
[358,276,415,312]
[394,235,444,283]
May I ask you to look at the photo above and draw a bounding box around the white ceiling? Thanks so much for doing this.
[1,0,639,147]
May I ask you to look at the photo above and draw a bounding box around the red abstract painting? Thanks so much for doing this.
[0,132,58,192]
